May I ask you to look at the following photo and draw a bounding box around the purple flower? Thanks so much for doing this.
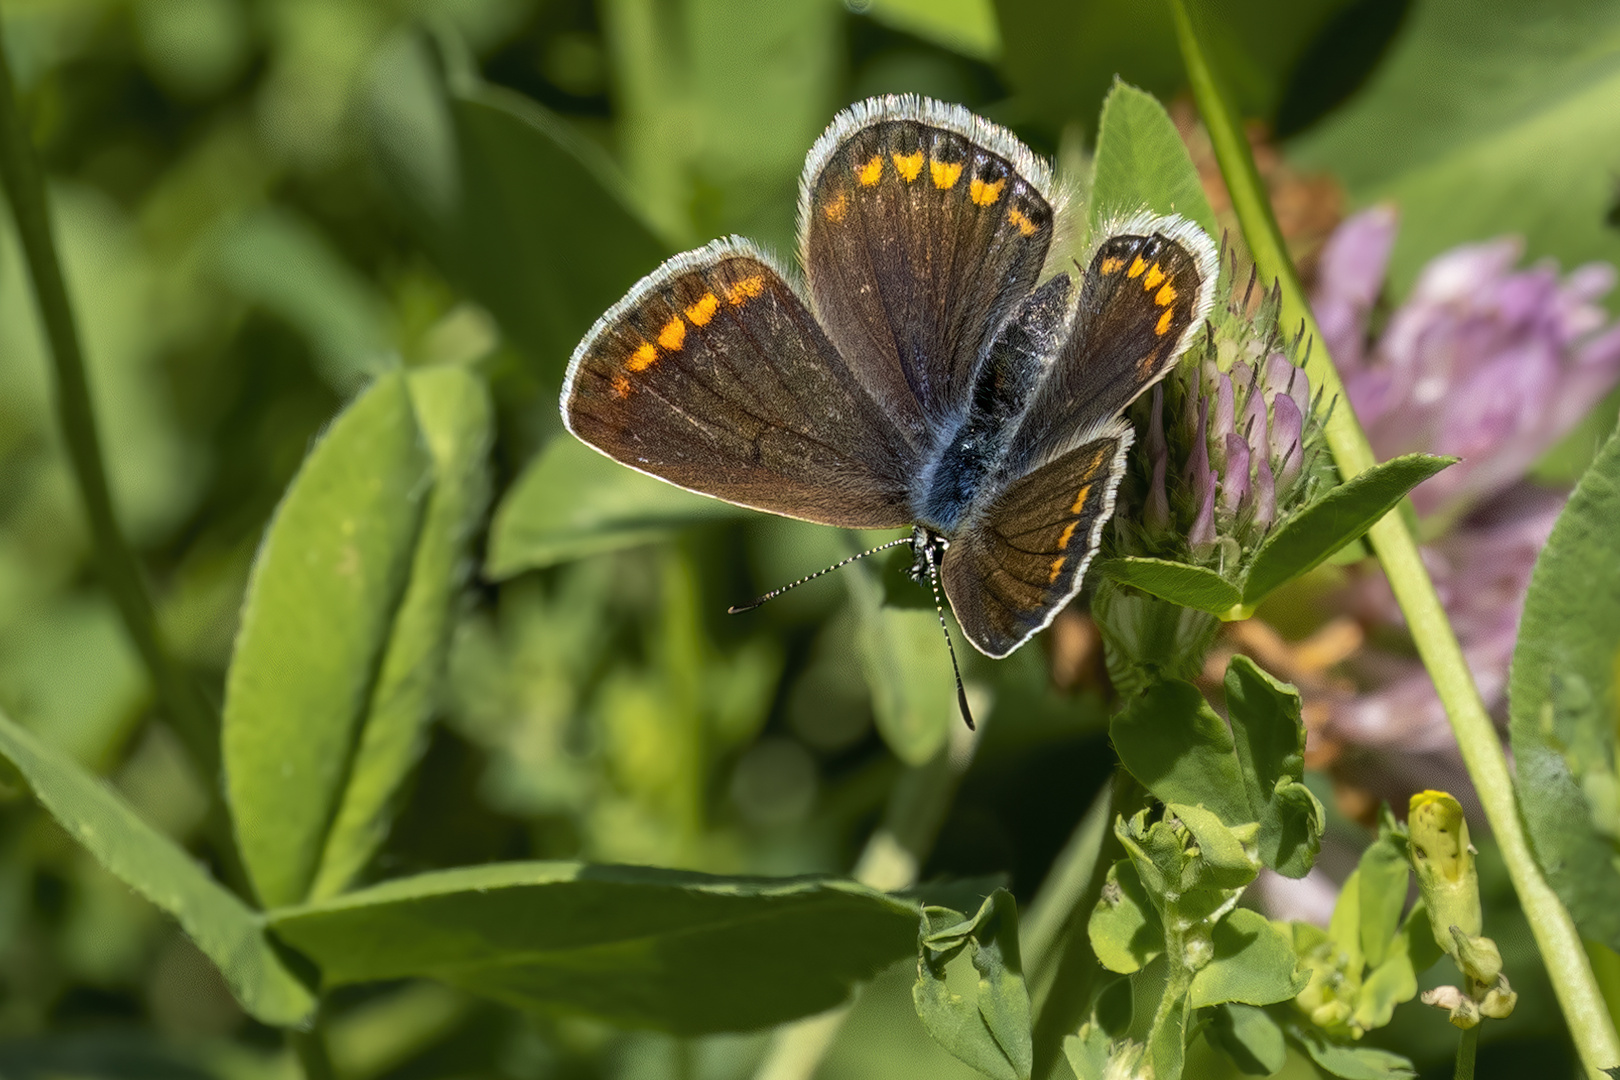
[1314,207,1620,519]
[1306,208,1620,756]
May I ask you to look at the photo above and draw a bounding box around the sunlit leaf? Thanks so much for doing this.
[309,367,493,900]
[913,890,1033,1080]
[1088,81,1218,241]
[1286,1023,1416,1079]
[1188,908,1307,1008]
[1111,679,1248,827]
[1224,656,1323,878]
[224,374,432,907]
[1095,557,1239,616]
[1242,454,1455,604]
[1510,426,1620,950]
[0,711,314,1026]
[1206,1002,1287,1076]
[267,862,916,1034]
[1088,858,1163,974]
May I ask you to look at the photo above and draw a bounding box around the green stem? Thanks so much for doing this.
[1169,2,1620,1076]
[1454,1025,1478,1080]
[0,20,218,775]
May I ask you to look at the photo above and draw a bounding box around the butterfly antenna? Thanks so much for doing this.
[727,536,914,614]
[922,541,976,731]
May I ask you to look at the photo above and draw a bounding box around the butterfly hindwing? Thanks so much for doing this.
[800,98,1056,446]
[1006,215,1216,474]
[562,239,916,529]
[941,424,1132,657]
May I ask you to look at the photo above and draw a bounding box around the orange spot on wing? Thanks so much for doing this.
[930,159,962,189]
[1127,256,1147,278]
[657,316,686,351]
[1047,555,1067,583]
[627,342,658,372]
[611,373,632,398]
[1006,207,1038,236]
[1057,521,1078,549]
[1143,264,1166,290]
[823,192,849,222]
[970,177,1006,206]
[858,155,884,186]
[686,292,719,325]
[1069,484,1093,514]
[892,150,923,182]
[1155,308,1175,336]
[1100,257,1124,275]
[726,275,766,305]
[1155,282,1177,307]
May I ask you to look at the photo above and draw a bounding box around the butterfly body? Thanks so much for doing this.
[562,95,1216,661]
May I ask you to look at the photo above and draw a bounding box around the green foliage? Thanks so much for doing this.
[0,0,1611,1074]
[1088,80,1219,241]
[1511,426,1620,951]
[268,862,917,1034]
[912,889,1033,1080]
[364,32,668,381]
[1110,657,1324,878]
[486,434,746,577]
[0,709,313,1026]
[1240,454,1457,606]
[1289,0,1620,302]
[223,374,433,908]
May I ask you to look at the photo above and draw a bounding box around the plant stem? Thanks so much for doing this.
[0,21,218,775]
[1454,1025,1478,1080]
[1169,2,1620,1075]
[752,718,982,1080]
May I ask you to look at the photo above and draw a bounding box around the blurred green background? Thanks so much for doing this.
[1,0,1617,1076]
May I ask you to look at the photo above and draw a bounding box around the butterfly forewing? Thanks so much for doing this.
[1007,218,1216,473]
[800,100,1056,444]
[563,240,916,529]
[941,425,1131,657]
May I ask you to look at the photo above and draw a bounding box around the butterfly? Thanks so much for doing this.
[561,95,1215,722]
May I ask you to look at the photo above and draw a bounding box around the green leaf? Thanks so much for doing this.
[1510,426,1620,950]
[486,434,746,578]
[309,368,493,900]
[0,711,314,1026]
[267,862,916,1034]
[1288,0,1620,302]
[1224,656,1324,878]
[913,890,1033,1080]
[1242,454,1456,604]
[1111,680,1249,827]
[850,556,956,766]
[1189,908,1308,1008]
[1088,81,1218,243]
[1095,557,1240,616]
[363,33,667,377]
[1286,1023,1416,1079]
[1166,803,1259,891]
[1355,832,1410,970]
[224,374,433,908]
[1206,1003,1287,1076]
[1089,859,1164,974]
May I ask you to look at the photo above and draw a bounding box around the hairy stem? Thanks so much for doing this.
[0,21,219,776]
[1169,2,1620,1075]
